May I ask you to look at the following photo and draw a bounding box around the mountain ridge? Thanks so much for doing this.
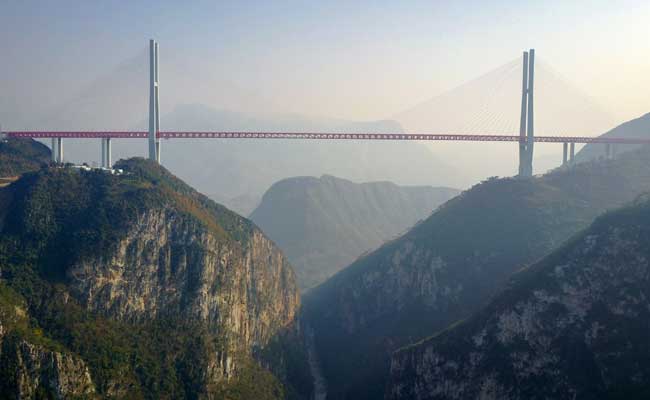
[0,158,311,399]
[250,174,459,290]
[387,196,650,399]
[304,144,650,400]
[575,112,650,163]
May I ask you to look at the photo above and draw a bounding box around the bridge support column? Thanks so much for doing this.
[605,143,612,159]
[101,138,112,168]
[101,139,106,167]
[106,138,112,168]
[56,138,64,164]
[570,142,575,164]
[562,143,568,166]
[51,138,58,163]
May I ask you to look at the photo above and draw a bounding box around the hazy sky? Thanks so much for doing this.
[2,0,648,126]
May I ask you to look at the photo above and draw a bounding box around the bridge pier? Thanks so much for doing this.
[101,138,112,168]
[570,142,575,163]
[55,138,64,164]
[101,139,106,167]
[605,143,613,159]
[562,143,568,166]
[51,138,57,163]
[106,138,112,168]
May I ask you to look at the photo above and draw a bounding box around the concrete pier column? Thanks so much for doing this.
[56,138,64,164]
[605,143,612,159]
[101,139,106,167]
[105,138,112,168]
[562,142,568,166]
[569,142,575,163]
[51,138,58,163]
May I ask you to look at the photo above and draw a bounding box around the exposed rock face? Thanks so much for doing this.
[0,296,96,399]
[0,336,96,399]
[0,159,308,399]
[387,200,650,400]
[304,146,650,399]
[68,206,298,357]
[251,175,458,290]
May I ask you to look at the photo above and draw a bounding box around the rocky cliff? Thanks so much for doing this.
[0,284,96,399]
[387,197,650,400]
[304,145,650,399]
[0,158,309,399]
[250,175,458,290]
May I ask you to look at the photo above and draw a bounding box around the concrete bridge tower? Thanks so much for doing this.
[149,39,161,163]
[518,49,535,177]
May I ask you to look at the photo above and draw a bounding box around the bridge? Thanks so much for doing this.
[2,40,647,176]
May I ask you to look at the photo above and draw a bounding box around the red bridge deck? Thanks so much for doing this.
[6,131,650,144]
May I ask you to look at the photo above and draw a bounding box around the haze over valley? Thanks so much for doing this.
[2,1,650,399]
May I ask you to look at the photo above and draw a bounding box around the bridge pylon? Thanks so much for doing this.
[149,39,161,163]
[518,49,535,178]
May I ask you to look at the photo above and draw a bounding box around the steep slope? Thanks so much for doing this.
[388,197,650,400]
[0,138,50,178]
[575,112,650,163]
[250,175,459,290]
[303,146,650,400]
[0,284,96,398]
[0,159,311,399]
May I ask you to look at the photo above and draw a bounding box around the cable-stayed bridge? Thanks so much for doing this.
[2,40,647,177]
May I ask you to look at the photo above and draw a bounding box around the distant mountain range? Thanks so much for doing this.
[250,175,459,290]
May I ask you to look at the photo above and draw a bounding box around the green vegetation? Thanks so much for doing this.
[390,197,650,399]
[304,145,650,400]
[0,138,51,177]
[250,174,458,290]
[116,158,255,246]
[0,159,299,399]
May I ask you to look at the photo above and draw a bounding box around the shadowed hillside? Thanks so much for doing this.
[250,175,459,290]
[575,112,650,163]
[304,145,650,400]
[0,138,50,177]
[388,197,650,399]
